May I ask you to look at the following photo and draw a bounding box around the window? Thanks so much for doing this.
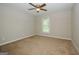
[42,16,50,33]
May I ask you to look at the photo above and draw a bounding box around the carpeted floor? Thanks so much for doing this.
[0,36,78,55]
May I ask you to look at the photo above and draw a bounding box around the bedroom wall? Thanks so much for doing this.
[36,10,72,40]
[0,4,35,45]
[0,5,3,43]
[0,5,3,44]
[72,4,79,52]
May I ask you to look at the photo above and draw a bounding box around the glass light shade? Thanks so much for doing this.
[36,8,40,11]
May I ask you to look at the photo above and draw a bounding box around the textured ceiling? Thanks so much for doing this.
[0,3,73,16]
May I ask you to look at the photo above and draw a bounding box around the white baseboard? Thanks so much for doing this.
[0,34,35,46]
[37,34,71,40]
[0,34,71,46]
[51,36,71,40]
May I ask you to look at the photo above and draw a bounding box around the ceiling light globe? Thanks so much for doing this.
[36,8,40,11]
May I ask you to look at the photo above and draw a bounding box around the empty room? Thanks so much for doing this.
[0,3,79,55]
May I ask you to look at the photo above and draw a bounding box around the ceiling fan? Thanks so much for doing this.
[28,3,47,13]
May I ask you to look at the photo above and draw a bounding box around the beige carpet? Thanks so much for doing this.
[0,36,78,55]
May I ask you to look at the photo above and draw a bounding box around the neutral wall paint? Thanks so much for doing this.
[0,5,35,45]
[0,7,1,40]
[0,5,3,43]
[72,4,79,52]
[36,10,72,40]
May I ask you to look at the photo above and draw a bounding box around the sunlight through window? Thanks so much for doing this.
[42,16,50,33]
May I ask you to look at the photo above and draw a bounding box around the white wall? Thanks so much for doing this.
[0,6,1,40]
[0,5,3,43]
[0,5,35,45]
[72,4,79,52]
[36,10,72,40]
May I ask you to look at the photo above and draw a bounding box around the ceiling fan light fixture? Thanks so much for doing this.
[28,3,47,13]
[36,8,40,11]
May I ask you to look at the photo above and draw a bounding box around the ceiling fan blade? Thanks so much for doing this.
[29,3,37,7]
[40,3,46,7]
[28,8,35,10]
[41,9,47,11]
